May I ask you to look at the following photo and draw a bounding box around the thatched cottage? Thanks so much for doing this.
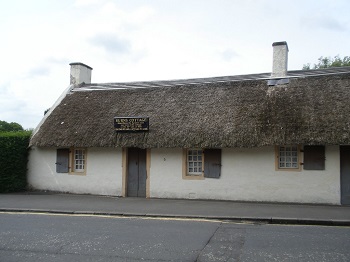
[28,42,350,205]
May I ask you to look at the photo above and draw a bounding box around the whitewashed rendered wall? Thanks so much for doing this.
[149,146,340,204]
[28,147,122,196]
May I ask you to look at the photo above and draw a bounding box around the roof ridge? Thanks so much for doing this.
[72,67,350,91]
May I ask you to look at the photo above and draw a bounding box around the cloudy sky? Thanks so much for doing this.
[0,0,349,129]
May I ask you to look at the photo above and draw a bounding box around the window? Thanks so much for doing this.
[276,146,300,171]
[187,149,203,175]
[73,149,86,173]
[303,145,325,170]
[55,148,87,175]
[183,149,221,179]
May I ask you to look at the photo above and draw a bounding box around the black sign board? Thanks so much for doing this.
[114,117,149,132]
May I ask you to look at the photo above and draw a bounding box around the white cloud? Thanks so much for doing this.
[89,34,131,55]
[301,15,348,32]
[73,0,100,7]
[1,0,350,128]
[221,49,239,62]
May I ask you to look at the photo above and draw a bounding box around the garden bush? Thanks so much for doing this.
[0,131,31,192]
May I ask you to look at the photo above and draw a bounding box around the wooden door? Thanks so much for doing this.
[127,148,147,197]
[340,146,350,205]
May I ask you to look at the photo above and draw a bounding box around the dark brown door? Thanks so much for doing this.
[127,148,147,197]
[340,146,350,205]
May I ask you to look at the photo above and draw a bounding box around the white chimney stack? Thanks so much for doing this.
[271,41,288,78]
[69,62,93,85]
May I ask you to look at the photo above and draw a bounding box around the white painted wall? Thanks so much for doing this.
[28,147,122,196]
[70,63,92,85]
[272,42,288,78]
[149,146,340,204]
[28,146,341,204]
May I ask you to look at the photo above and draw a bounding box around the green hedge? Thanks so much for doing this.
[0,131,32,193]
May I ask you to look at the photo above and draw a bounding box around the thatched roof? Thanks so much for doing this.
[30,68,350,148]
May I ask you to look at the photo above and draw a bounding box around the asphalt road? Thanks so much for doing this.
[0,212,349,262]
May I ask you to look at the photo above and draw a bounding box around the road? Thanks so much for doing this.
[0,212,349,261]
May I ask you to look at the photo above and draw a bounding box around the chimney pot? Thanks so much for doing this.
[271,41,288,78]
[69,62,93,85]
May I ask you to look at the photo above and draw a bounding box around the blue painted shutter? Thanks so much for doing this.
[204,149,221,178]
[56,149,69,173]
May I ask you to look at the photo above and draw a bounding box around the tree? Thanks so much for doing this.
[303,55,350,70]
[0,120,24,132]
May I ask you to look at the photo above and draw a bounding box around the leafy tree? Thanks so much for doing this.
[0,120,24,132]
[303,55,350,70]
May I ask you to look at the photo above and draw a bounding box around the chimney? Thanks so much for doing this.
[69,62,93,85]
[271,41,288,78]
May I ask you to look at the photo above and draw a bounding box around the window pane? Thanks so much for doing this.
[278,146,298,169]
[74,149,85,172]
[187,149,203,175]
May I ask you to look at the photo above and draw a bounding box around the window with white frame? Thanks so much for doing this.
[73,149,85,172]
[187,149,203,175]
[277,146,299,169]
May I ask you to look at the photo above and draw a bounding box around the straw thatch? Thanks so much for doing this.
[30,70,350,148]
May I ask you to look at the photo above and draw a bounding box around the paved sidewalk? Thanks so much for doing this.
[1,192,350,226]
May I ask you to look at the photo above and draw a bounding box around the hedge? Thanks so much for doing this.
[0,131,32,192]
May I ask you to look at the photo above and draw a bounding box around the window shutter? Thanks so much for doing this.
[204,149,221,178]
[303,145,325,170]
[56,149,69,173]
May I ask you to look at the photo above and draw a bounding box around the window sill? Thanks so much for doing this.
[182,174,205,180]
[275,167,301,172]
[69,171,86,176]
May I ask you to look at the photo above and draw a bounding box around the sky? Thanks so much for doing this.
[0,0,349,129]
